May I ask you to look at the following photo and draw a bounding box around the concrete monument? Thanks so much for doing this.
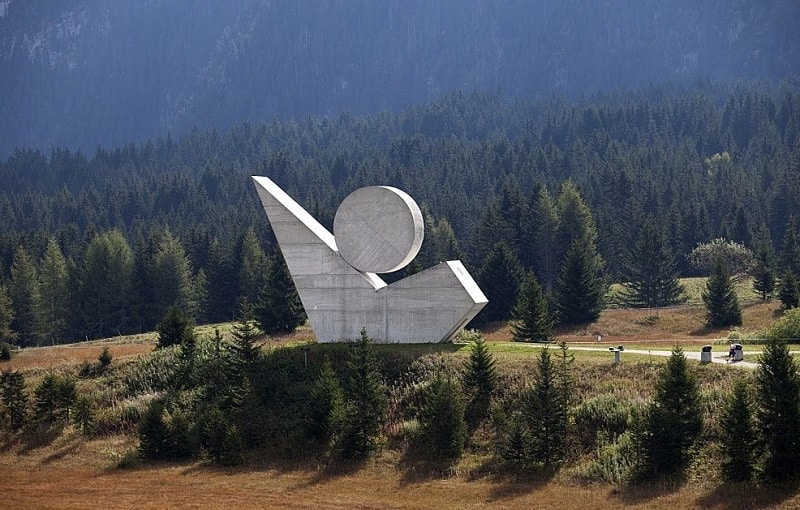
[252,176,487,343]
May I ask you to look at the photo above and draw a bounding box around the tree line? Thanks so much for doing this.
[1,82,800,342]
[0,227,304,346]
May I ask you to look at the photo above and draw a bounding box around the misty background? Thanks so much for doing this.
[1,0,798,157]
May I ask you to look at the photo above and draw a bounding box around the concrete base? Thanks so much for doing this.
[252,176,487,343]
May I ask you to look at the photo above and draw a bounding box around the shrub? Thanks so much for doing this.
[763,308,800,343]
[569,431,637,484]
[98,347,113,369]
[572,394,633,449]
[0,342,11,361]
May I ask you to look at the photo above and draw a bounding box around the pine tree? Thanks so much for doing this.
[621,220,683,309]
[237,228,269,309]
[555,238,606,326]
[148,230,198,320]
[9,246,40,345]
[155,306,194,349]
[205,239,238,323]
[779,271,800,310]
[755,337,800,481]
[34,238,70,344]
[636,348,702,479]
[1,370,28,431]
[702,259,742,328]
[308,359,345,451]
[752,226,777,301]
[525,347,568,467]
[227,304,262,374]
[719,379,755,482]
[79,230,135,338]
[33,373,76,424]
[416,374,467,460]
[138,400,171,460]
[462,332,497,425]
[0,284,16,343]
[512,272,554,343]
[336,329,387,460]
[779,216,800,276]
[255,248,305,334]
[527,186,560,289]
[476,241,524,323]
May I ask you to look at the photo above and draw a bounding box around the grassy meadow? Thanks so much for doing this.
[2,277,800,509]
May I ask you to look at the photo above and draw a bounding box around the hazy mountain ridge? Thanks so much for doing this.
[1,0,797,156]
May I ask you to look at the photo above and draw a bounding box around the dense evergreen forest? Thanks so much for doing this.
[2,0,798,156]
[1,82,800,345]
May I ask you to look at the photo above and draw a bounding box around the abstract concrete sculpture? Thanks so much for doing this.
[252,176,487,343]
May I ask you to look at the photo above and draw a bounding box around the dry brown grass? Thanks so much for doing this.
[2,301,798,509]
[2,433,800,510]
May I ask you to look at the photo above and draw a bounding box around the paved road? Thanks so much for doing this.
[504,343,763,369]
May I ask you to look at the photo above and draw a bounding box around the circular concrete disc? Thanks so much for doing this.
[334,186,424,273]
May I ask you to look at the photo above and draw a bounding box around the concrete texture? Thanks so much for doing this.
[334,186,424,273]
[252,175,487,343]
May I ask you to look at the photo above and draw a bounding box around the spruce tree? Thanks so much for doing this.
[719,379,755,482]
[336,329,387,461]
[476,241,524,323]
[555,238,606,326]
[512,272,554,343]
[79,230,135,338]
[255,248,305,334]
[636,348,702,480]
[525,347,568,467]
[779,271,800,310]
[416,374,467,461]
[0,284,16,344]
[752,226,777,301]
[462,332,497,425]
[621,220,683,308]
[155,306,194,349]
[34,238,70,344]
[1,370,28,431]
[755,337,800,481]
[236,228,269,309]
[527,186,561,289]
[702,259,742,328]
[308,359,345,451]
[779,216,800,276]
[9,245,40,345]
[227,303,262,374]
[148,230,198,320]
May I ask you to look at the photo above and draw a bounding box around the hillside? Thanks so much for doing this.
[1,0,798,155]
[2,299,800,509]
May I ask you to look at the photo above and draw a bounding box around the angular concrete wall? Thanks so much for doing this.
[252,176,487,343]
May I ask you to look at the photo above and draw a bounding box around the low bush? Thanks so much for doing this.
[0,342,11,361]
[762,308,800,343]
[572,394,634,450]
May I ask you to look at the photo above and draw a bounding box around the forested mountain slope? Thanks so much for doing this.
[1,84,799,344]
[1,0,798,156]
